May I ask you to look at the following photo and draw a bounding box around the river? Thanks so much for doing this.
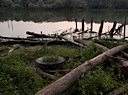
[0,9,128,39]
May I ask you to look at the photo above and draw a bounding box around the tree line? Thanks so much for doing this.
[0,0,128,9]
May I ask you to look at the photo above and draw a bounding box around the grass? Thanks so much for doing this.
[0,40,128,95]
[43,55,60,63]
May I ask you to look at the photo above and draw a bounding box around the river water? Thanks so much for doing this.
[0,9,128,39]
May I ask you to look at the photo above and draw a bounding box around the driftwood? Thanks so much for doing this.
[114,24,124,35]
[44,39,80,46]
[8,44,20,53]
[107,83,128,95]
[0,40,47,45]
[26,31,55,38]
[0,36,36,41]
[74,39,108,52]
[77,29,89,34]
[0,39,77,46]
[58,36,85,47]
[83,31,109,40]
[36,44,128,95]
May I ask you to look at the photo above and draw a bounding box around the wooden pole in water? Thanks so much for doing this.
[98,20,104,38]
[82,18,84,32]
[109,21,117,38]
[90,18,93,32]
[81,18,85,39]
[90,18,93,37]
[74,19,79,33]
[123,16,126,40]
[75,19,78,30]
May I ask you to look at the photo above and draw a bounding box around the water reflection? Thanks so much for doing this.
[0,9,127,38]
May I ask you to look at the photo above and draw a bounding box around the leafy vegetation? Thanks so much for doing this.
[0,40,128,95]
[0,0,128,9]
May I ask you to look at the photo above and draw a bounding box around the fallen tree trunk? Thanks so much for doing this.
[36,44,128,95]
[74,39,128,67]
[0,40,47,45]
[0,40,75,46]
[74,39,108,52]
[26,31,55,38]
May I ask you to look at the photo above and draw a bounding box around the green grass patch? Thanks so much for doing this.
[0,41,127,95]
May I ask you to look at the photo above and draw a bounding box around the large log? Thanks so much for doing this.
[0,39,81,46]
[36,44,128,95]
[74,39,108,52]
[74,39,128,65]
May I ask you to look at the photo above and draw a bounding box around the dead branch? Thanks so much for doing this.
[58,36,86,47]
[8,44,20,53]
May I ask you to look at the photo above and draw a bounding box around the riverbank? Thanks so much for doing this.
[0,39,128,95]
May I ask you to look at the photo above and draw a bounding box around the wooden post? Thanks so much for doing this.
[81,18,84,39]
[90,18,93,32]
[82,18,84,32]
[90,18,93,37]
[75,19,78,30]
[109,21,117,38]
[123,16,126,40]
[98,20,104,38]
[74,19,79,33]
